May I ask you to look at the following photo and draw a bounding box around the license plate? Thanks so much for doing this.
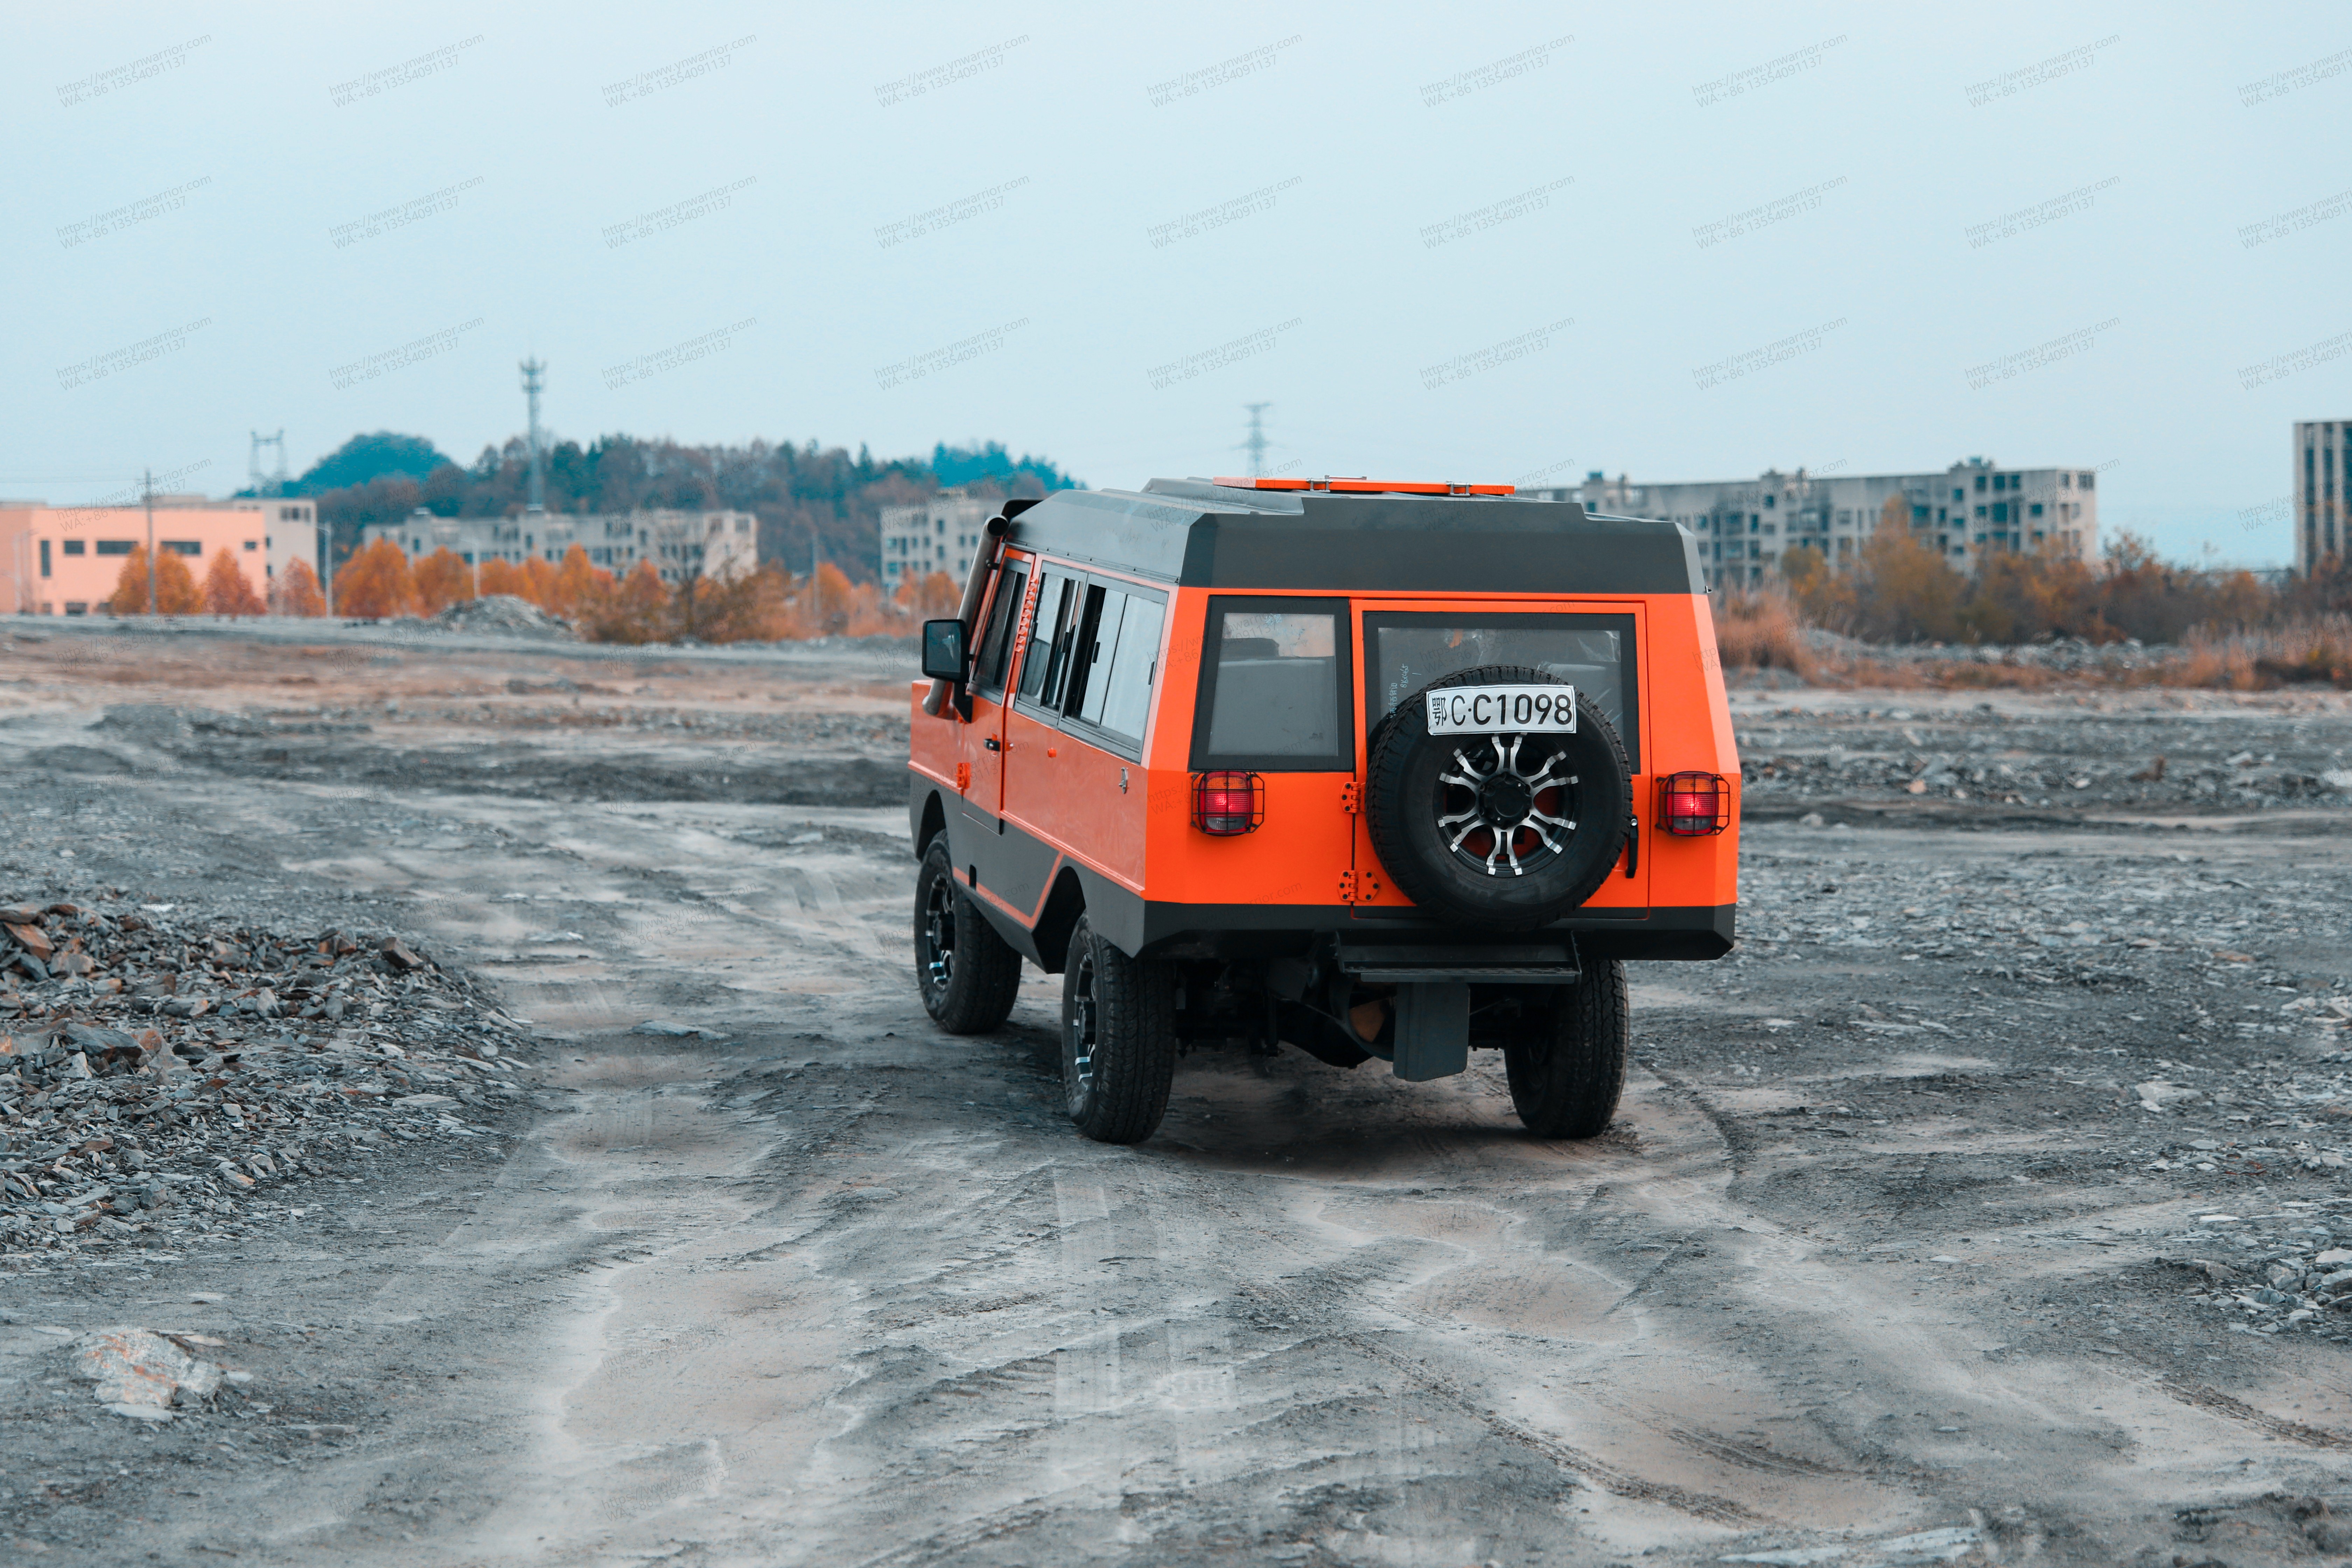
[1425,684,1576,736]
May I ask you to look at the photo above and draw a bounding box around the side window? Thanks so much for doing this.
[974,565,1028,693]
[1190,597,1353,771]
[1094,592,1164,743]
[1070,586,1122,725]
[1019,572,1082,708]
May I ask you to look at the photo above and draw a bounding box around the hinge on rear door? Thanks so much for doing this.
[1340,779,1361,813]
[1339,869,1380,903]
[955,762,972,793]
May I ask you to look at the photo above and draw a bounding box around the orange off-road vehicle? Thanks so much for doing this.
[908,477,1738,1144]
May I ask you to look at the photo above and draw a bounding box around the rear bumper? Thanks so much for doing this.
[1130,899,1735,961]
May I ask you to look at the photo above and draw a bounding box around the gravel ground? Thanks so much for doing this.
[2,618,2351,1566]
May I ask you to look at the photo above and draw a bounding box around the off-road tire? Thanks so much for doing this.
[1060,917,1176,1144]
[913,839,1022,1034]
[1504,959,1628,1139]
[1365,663,1631,931]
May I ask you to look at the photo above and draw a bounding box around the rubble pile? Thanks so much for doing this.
[426,595,575,637]
[0,895,531,1259]
[1802,630,2190,677]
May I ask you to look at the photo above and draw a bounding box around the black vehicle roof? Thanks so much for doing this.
[1002,478,1703,594]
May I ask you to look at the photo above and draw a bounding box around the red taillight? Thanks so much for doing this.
[1191,770,1264,835]
[1659,771,1730,836]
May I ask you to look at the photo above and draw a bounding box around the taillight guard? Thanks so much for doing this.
[1658,771,1730,836]
[1191,770,1265,835]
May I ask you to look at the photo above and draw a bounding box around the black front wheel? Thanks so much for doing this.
[1503,959,1627,1139]
[913,839,1022,1034]
[1060,917,1177,1144]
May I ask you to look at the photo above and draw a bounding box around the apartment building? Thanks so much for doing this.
[0,496,318,616]
[880,490,995,589]
[1527,459,2100,588]
[359,508,758,586]
[2295,420,2345,575]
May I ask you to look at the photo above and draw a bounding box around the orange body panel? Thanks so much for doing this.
[910,563,1740,929]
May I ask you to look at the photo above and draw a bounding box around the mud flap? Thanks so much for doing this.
[1391,981,1469,1081]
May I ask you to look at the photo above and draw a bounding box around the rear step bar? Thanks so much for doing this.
[1335,943,1579,984]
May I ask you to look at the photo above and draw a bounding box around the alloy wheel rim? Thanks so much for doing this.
[922,874,956,993]
[1435,733,1579,878]
[1068,948,1099,1099]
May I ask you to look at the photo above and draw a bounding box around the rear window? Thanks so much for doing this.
[1364,612,1638,770]
[1190,597,1354,771]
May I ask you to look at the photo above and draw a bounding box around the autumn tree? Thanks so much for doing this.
[272,559,327,616]
[895,570,964,618]
[412,548,474,615]
[108,546,203,615]
[333,538,420,619]
[549,544,610,619]
[476,558,526,598]
[576,559,673,644]
[202,548,268,617]
[519,555,561,613]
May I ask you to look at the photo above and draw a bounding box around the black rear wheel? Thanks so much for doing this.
[1060,917,1176,1144]
[1504,959,1627,1139]
[913,838,1022,1034]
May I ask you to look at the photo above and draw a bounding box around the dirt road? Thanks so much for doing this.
[5,621,2352,1566]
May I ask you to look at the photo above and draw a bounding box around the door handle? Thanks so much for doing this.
[985,737,1001,751]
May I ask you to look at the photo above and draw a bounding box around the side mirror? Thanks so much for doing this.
[920,618,968,682]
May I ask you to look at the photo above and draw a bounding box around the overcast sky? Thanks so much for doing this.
[10,2,2349,564]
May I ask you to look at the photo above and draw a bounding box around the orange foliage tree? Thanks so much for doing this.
[412,548,475,615]
[107,546,203,615]
[895,570,964,618]
[475,558,526,598]
[334,538,420,619]
[519,555,560,611]
[272,559,327,616]
[549,545,609,619]
[202,548,268,617]
[576,560,674,644]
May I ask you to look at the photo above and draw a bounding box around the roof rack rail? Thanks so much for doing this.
[1209,476,1515,496]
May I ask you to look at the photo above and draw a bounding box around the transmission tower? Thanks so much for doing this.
[1238,402,1272,477]
[248,429,288,492]
[519,357,548,513]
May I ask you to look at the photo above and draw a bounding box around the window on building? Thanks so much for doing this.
[2059,472,2072,488]
[62,538,85,556]
[162,540,199,556]
[1836,510,1851,525]
[39,540,51,577]
[2079,472,2094,489]
[64,602,88,615]
[1974,505,1987,520]
[243,539,259,551]
[2028,503,2043,517]
[97,540,134,555]
[1763,495,1775,508]
[1974,475,1987,492]
[1992,503,2008,523]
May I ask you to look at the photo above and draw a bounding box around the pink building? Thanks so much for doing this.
[0,497,318,616]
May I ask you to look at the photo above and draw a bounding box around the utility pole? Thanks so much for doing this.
[142,467,157,615]
[1239,402,1272,478]
[519,358,547,513]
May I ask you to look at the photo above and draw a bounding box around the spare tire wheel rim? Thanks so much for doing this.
[1440,733,1577,877]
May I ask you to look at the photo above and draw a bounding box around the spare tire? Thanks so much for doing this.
[1365,663,1630,931]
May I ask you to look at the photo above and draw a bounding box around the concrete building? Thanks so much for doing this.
[1528,459,2100,588]
[359,508,758,586]
[880,490,995,589]
[0,496,318,616]
[2294,420,2345,575]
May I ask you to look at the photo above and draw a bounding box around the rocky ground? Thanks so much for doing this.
[1,617,2350,1567]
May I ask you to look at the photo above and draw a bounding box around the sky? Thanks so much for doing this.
[9,1,2350,567]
